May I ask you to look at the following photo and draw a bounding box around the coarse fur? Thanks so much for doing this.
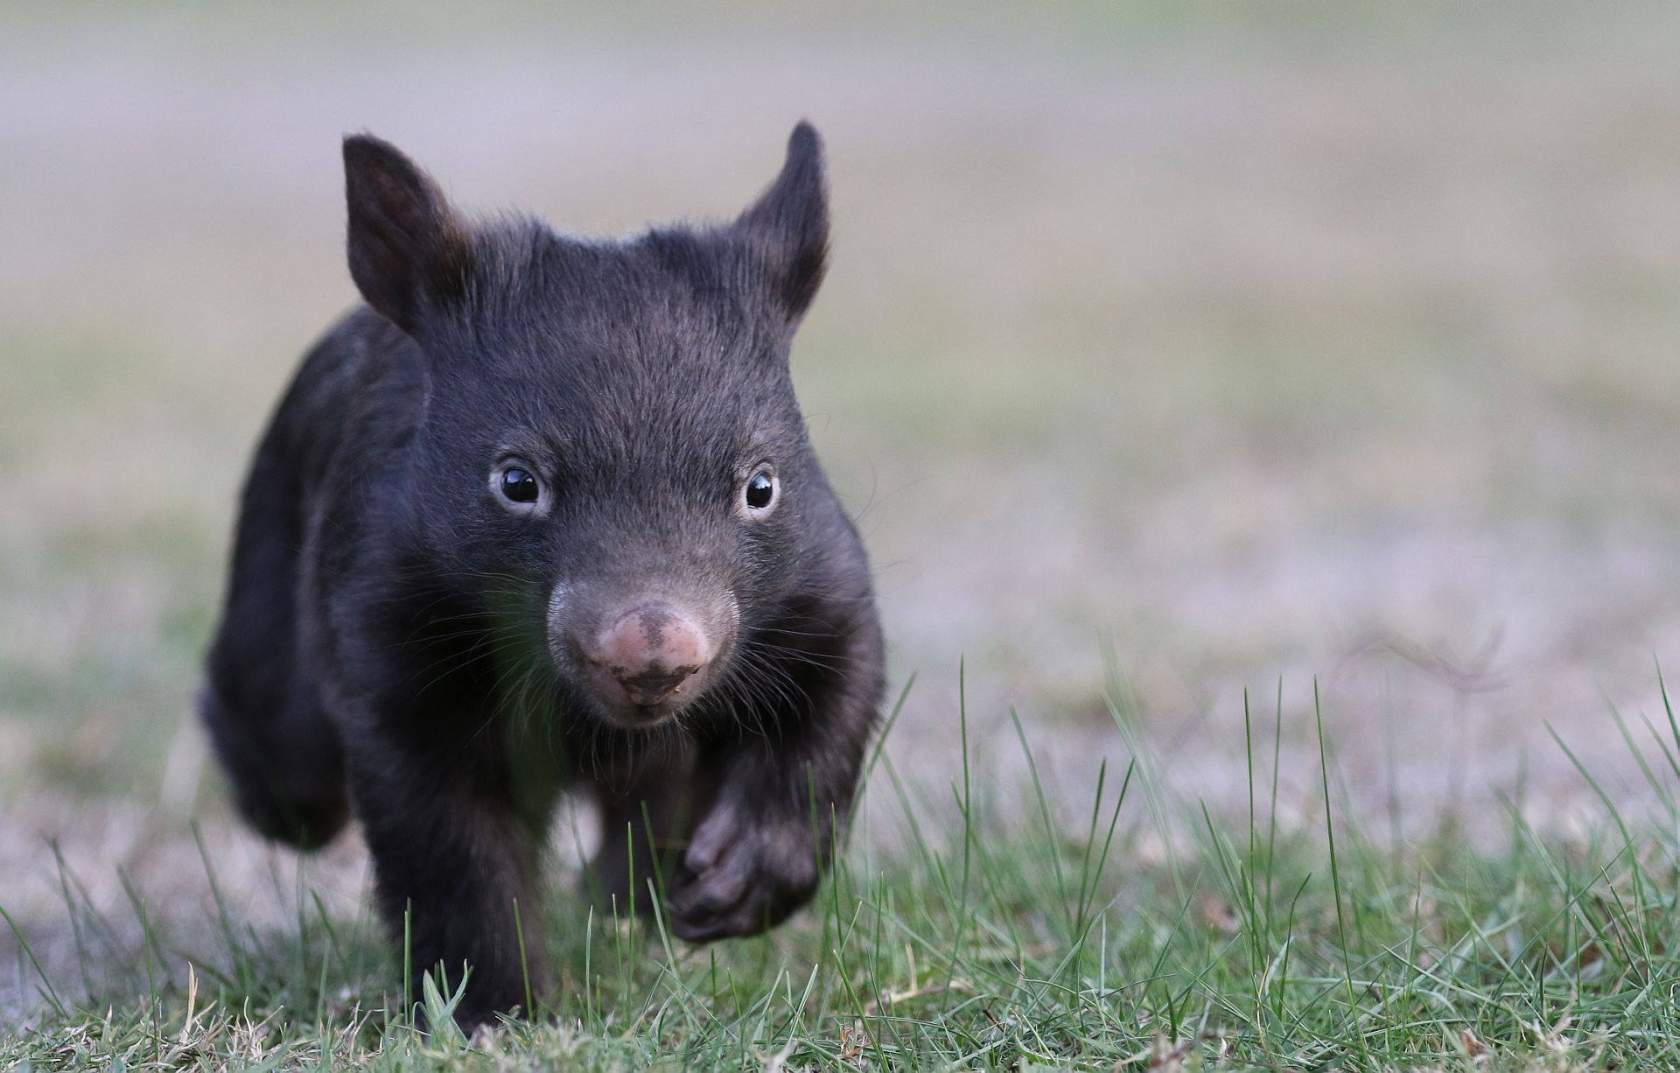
[200,122,884,1029]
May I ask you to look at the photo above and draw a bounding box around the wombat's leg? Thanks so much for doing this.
[668,673,878,943]
[582,750,707,919]
[347,743,550,1030]
[202,430,347,849]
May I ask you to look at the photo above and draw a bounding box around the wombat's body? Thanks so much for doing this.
[201,125,883,1028]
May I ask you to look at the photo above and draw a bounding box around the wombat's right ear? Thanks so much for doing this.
[342,134,472,334]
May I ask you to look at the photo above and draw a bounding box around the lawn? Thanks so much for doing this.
[8,675,1680,1069]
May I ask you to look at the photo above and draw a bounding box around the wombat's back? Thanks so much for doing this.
[200,305,421,849]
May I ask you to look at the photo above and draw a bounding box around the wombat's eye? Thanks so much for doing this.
[741,466,778,518]
[490,460,546,513]
[502,468,538,502]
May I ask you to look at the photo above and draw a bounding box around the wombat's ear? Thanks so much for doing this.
[735,121,829,321]
[342,134,472,334]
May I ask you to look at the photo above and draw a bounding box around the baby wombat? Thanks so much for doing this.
[200,123,883,1028]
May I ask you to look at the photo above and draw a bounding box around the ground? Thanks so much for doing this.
[5,3,1680,1067]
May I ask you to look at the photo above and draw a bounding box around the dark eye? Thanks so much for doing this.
[491,461,545,512]
[502,467,539,503]
[742,467,778,516]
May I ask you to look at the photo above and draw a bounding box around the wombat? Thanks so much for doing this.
[200,122,884,1028]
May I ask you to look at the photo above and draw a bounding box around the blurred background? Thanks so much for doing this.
[6,0,1680,1010]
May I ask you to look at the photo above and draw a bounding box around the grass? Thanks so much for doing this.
[6,671,1680,1070]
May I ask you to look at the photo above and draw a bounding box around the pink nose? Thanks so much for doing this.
[582,604,711,706]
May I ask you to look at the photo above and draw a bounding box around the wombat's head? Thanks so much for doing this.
[343,125,833,730]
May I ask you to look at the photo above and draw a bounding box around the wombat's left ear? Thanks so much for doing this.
[735,121,829,321]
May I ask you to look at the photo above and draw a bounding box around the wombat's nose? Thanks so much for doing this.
[583,604,711,706]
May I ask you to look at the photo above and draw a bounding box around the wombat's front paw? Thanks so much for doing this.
[667,799,821,942]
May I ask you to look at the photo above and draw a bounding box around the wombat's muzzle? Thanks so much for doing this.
[583,603,710,705]
[550,584,734,726]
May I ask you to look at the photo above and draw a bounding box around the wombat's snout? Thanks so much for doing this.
[577,603,714,713]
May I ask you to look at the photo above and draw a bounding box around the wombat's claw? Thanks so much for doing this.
[668,808,819,942]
